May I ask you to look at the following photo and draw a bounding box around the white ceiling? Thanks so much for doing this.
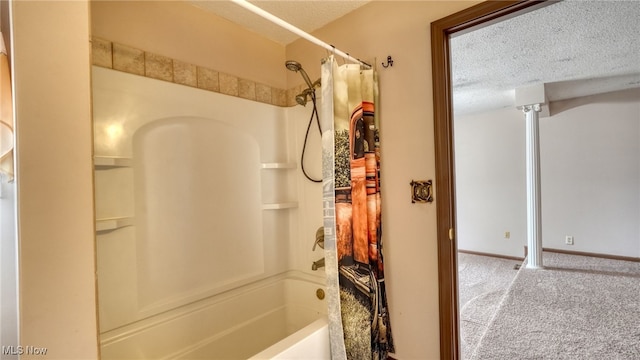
[187,0,370,45]
[189,1,640,115]
[451,0,640,115]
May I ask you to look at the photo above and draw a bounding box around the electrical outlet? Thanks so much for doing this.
[504,231,511,239]
[565,236,574,245]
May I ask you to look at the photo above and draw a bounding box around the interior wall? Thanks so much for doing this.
[90,0,287,90]
[542,89,640,257]
[455,88,640,258]
[285,1,481,358]
[0,0,19,355]
[11,1,98,359]
[454,107,527,257]
[8,0,484,357]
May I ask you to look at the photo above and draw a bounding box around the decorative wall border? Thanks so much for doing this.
[91,37,305,108]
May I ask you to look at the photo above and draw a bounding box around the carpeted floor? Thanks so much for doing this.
[458,252,522,359]
[470,252,640,360]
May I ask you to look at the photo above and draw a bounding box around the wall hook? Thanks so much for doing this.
[382,56,394,68]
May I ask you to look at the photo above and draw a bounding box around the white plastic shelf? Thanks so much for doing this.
[94,156,132,168]
[96,217,134,232]
[261,202,298,210]
[260,162,296,170]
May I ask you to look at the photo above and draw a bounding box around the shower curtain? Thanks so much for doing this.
[320,55,394,360]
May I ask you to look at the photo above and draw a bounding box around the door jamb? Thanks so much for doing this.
[431,2,549,359]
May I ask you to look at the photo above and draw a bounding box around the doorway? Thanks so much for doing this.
[430,1,549,359]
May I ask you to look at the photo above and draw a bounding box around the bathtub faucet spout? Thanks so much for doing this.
[311,257,325,271]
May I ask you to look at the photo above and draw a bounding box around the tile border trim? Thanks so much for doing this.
[91,37,306,108]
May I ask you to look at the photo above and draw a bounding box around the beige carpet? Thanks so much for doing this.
[458,253,522,359]
[471,252,640,359]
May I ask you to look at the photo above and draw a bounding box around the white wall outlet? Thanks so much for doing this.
[504,231,511,239]
[565,235,574,245]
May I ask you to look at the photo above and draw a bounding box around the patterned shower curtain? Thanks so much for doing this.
[320,55,394,360]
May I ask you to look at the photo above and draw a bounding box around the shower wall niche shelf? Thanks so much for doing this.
[96,216,134,232]
[260,162,296,170]
[94,156,132,168]
[260,163,297,210]
[261,202,298,210]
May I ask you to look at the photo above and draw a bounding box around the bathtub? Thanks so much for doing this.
[99,272,329,359]
[249,316,330,360]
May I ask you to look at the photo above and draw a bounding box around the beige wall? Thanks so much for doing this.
[286,1,480,358]
[12,1,98,359]
[9,0,482,358]
[91,1,287,90]
[455,89,640,259]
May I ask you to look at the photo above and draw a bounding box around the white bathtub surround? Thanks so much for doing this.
[100,272,327,359]
[94,64,328,358]
[249,317,330,360]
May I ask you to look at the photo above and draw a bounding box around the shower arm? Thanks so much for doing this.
[298,69,315,90]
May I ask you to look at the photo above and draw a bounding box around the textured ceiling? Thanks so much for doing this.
[187,0,370,45]
[451,0,640,115]
[189,1,639,115]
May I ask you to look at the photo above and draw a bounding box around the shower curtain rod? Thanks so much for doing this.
[230,0,371,69]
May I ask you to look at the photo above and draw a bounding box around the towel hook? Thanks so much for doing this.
[382,55,394,68]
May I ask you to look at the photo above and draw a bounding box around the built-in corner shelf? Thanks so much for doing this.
[94,156,132,168]
[96,217,134,232]
[260,162,296,170]
[261,202,298,210]
[260,163,297,210]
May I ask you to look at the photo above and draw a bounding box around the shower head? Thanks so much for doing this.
[295,88,315,106]
[285,60,302,72]
[295,93,308,107]
[285,60,315,90]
